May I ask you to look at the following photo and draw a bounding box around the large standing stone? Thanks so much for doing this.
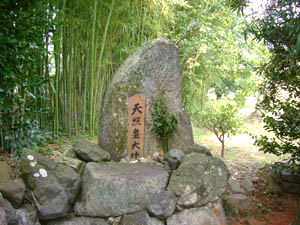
[98,38,194,161]
[75,162,169,217]
[20,149,81,220]
[166,207,222,225]
[167,153,229,208]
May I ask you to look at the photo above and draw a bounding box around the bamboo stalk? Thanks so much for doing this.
[88,0,97,136]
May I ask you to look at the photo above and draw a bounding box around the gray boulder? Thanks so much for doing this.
[241,175,255,192]
[0,193,7,225]
[20,149,81,220]
[149,218,164,225]
[186,144,212,157]
[45,217,108,225]
[146,191,176,219]
[168,153,229,208]
[73,139,110,162]
[120,211,163,225]
[3,199,18,225]
[228,177,246,194]
[119,211,151,225]
[166,207,222,225]
[222,194,253,211]
[53,155,86,175]
[0,178,25,208]
[98,38,194,161]
[75,162,169,217]
[0,162,25,208]
[165,149,185,170]
[16,204,40,225]
[0,162,15,179]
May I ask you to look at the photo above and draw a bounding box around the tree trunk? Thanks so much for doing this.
[221,134,225,158]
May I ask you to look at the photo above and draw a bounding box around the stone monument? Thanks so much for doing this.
[98,38,194,161]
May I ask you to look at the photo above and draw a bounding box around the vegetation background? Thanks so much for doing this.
[0,0,299,169]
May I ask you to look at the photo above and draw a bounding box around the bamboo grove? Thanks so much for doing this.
[0,0,261,155]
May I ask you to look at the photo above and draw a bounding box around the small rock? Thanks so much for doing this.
[223,194,253,210]
[252,176,260,183]
[63,148,77,158]
[149,217,164,225]
[241,175,255,192]
[147,191,176,219]
[3,199,18,225]
[0,177,25,208]
[165,149,185,170]
[108,217,121,225]
[16,204,40,225]
[186,144,212,157]
[73,139,110,162]
[166,207,221,225]
[120,211,151,225]
[45,216,108,225]
[228,177,246,194]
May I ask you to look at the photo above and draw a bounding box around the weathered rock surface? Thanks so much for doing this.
[266,173,281,194]
[228,177,246,194]
[149,217,164,225]
[98,38,194,160]
[75,162,169,217]
[168,153,229,208]
[16,204,40,225]
[186,144,212,157]
[0,161,25,208]
[119,211,151,225]
[0,177,25,208]
[0,162,15,179]
[73,139,110,162]
[45,217,108,225]
[166,207,222,225]
[53,155,86,175]
[146,191,176,219]
[3,199,18,225]
[222,194,253,210]
[0,193,7,225]
[241,175,255,192]
[165,149,185,170]
[213,202,227,225]
[20,149,81,220]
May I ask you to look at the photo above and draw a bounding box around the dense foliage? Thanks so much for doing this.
[0,0,267,156]
[248,0,300,166]
[0,0,57,155]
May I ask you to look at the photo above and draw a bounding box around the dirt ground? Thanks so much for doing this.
[226,161,299,225]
